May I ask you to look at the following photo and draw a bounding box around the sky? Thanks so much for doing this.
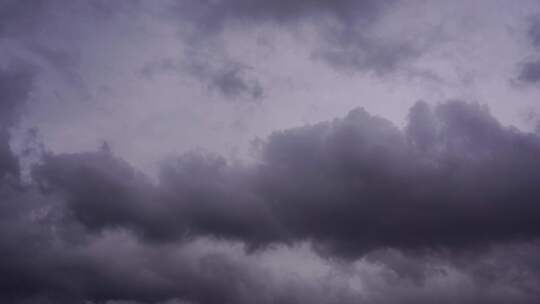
[2,0,540,303]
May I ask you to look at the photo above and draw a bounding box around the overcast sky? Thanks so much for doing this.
[3,1,540,303]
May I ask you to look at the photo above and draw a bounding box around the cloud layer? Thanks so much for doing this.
[3,1,540,303]
[3,88,540,302]
[32,100,540,257]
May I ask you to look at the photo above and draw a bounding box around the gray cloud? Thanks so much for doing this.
[0,0,47,39]
[171,0,391,32]
[204,64,264,100]
[168,0,423,75]
[0,98,539,303]
[2,1,540,303]
[518,60,540,83]
[31,101,540,258]
[314,35,420,75]
[528,15,540,49]
[0,64,34,128]
[251,100,540,256]
[0,65,35,180]
[141,57,263,101]
[0,0,137,88]
[0,128,18,180]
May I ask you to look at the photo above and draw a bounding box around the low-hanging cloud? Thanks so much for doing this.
[1,99,540,303]
[2,2,540,303]
[31,100,540,258]
[2,73,540,301]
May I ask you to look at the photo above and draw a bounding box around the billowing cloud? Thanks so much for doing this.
[3,1,540,303]
[29,101,540,258]
[0,100,539,303]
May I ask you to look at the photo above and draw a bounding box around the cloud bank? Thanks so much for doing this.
[1,67,540,302]
[3,1,540,304]
[32,100,540,257]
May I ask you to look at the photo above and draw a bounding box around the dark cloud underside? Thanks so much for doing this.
[31,101,540,258]
[1,100,540,303]
[2,1,540,304]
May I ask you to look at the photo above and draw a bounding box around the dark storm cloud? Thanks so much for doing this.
[33,150,279,246]
[2,100,540,303]
[32,100,540,257]
[251,100,540,256]
[0,0,135,38]
[1,2,540,302]
[0,171,360,303]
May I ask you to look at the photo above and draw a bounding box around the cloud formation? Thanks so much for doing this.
[169,0,423,76]
[1,60,540,302]
[517,16,540,84]
[1,98,540,303]
[28,100,540,258]
[2,59,539,303]
[3,1,540,303]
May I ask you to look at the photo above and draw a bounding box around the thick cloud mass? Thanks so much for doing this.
[1,100,539,303]
[31,100,540,257]
[3,1,540,303]
[2,68,540,302]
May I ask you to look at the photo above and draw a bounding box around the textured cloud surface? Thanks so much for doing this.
[3,98,540,303]
[32,100,540,256]
[3,0,540,303]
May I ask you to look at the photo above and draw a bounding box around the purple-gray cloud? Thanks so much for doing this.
[32,100,540,257]
[3,1,540,304]
[2,98,540,303]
